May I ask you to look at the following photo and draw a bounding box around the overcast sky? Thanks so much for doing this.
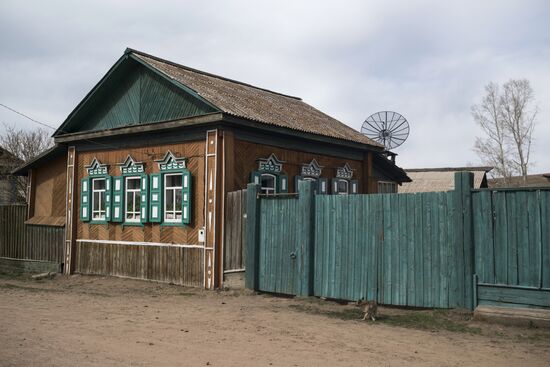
[1,0,549,173]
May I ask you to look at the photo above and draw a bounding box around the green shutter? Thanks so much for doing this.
[351,180,358,194]
[250,171,261,185]
[182,170,192,224]
[80,177,91,222]
[294,175,303,193]
[331,178,339,194]
[111,176,124,222]
[318,178,328,195]
[149,173,163,223]
[104,176,113,221]
[278,174,288,193]
[140,174,149,223]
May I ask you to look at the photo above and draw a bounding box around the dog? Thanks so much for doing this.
[356,299,378,321]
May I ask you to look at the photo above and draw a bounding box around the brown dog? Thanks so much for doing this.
[356,299,378,321]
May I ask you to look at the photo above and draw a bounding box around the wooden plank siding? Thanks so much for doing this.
[231,139,367,193]
[75,241,204,287]
[76,140,205,244]
[0,205,65,264]
[223,189,246,271]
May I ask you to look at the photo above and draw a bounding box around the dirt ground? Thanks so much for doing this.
[0,274,549,367]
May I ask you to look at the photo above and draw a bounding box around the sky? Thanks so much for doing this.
[1,0,549,173]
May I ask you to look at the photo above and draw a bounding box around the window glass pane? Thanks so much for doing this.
[100,191,106,209]
[126,192,133,212]
[166,189,174,211]
[166,174,182,188]
[175,190,182,208]
[127,178,140,190]
[93,192,100,211]
[94,179,106,190]
[337,180,348,193]
[261,174,275,188]
[135,193,141,209]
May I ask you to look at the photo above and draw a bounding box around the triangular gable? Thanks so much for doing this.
[118,155,145,174]
[155,151,187,171]
[257,154,284,173]
[55,52,220,136]
[301,159,323,178]
[336,163,354,180]
[85,158,109,176]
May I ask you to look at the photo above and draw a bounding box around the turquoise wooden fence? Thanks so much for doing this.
[246,173,550,310]
[473,188,550,308]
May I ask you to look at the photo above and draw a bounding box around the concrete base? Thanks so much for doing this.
[0,257,62,274]
[474,306,550,328]
[223,271,245,289]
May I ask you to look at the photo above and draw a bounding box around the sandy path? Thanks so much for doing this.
[0,275,548,367]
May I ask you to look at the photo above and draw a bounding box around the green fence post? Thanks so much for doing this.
[297,180,315,296]
[454,172,475,310]
[245,183,260,290]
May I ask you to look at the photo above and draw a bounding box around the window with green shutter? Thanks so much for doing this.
[140,174,149,223]
[83,158,110,223]
[154,151,192,226]
[249,154,288,195]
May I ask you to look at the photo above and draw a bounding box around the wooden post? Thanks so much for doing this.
[64,146,77,274]
[297,180,315,296]
[204,130,223,289]
[454,171,475,309]
[245,183,260,290]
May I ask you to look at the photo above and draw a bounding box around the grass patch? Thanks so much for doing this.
[288,304,481,334]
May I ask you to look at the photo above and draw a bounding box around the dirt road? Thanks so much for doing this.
[0,274,548,366]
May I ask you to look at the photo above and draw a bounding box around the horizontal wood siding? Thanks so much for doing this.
[223,190,246,271]
[75,241,204,287]
[0,205,64,264]
[477,284,550,308]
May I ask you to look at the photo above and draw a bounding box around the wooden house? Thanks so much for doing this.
[398,166,492,193]
[14,48,409,289]
[0,147,23,204]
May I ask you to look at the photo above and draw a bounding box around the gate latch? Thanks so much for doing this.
[290,252,296,259]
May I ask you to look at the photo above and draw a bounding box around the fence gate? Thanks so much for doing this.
[246,183,315,296]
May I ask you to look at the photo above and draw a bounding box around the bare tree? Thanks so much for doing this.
[472,79,537,182]
[0,124,54,202]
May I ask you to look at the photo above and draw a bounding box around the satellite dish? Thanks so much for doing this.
[361,111,410,150]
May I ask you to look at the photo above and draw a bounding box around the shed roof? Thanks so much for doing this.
[398,167,492,193]
[488,174,550,188]
[129,49,382,148]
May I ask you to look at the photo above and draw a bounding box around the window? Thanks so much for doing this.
[125,176,141,223]
[260,173,277,195]
[378,181,397,193]
[336,179,349,195]
[164,173,183,222]
[91,178,106,220]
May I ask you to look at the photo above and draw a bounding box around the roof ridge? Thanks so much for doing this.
[125,48,303,101]
[406,166,493,172]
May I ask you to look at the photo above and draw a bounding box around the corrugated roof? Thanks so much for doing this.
[130,50,382,148]
[488,174,550,188]
[398,167,490,193]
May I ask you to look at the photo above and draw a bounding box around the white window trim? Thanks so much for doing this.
[164,173,183,223]
[260,173,277,195]
[125,176,141,223]
[91,178,106,221]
